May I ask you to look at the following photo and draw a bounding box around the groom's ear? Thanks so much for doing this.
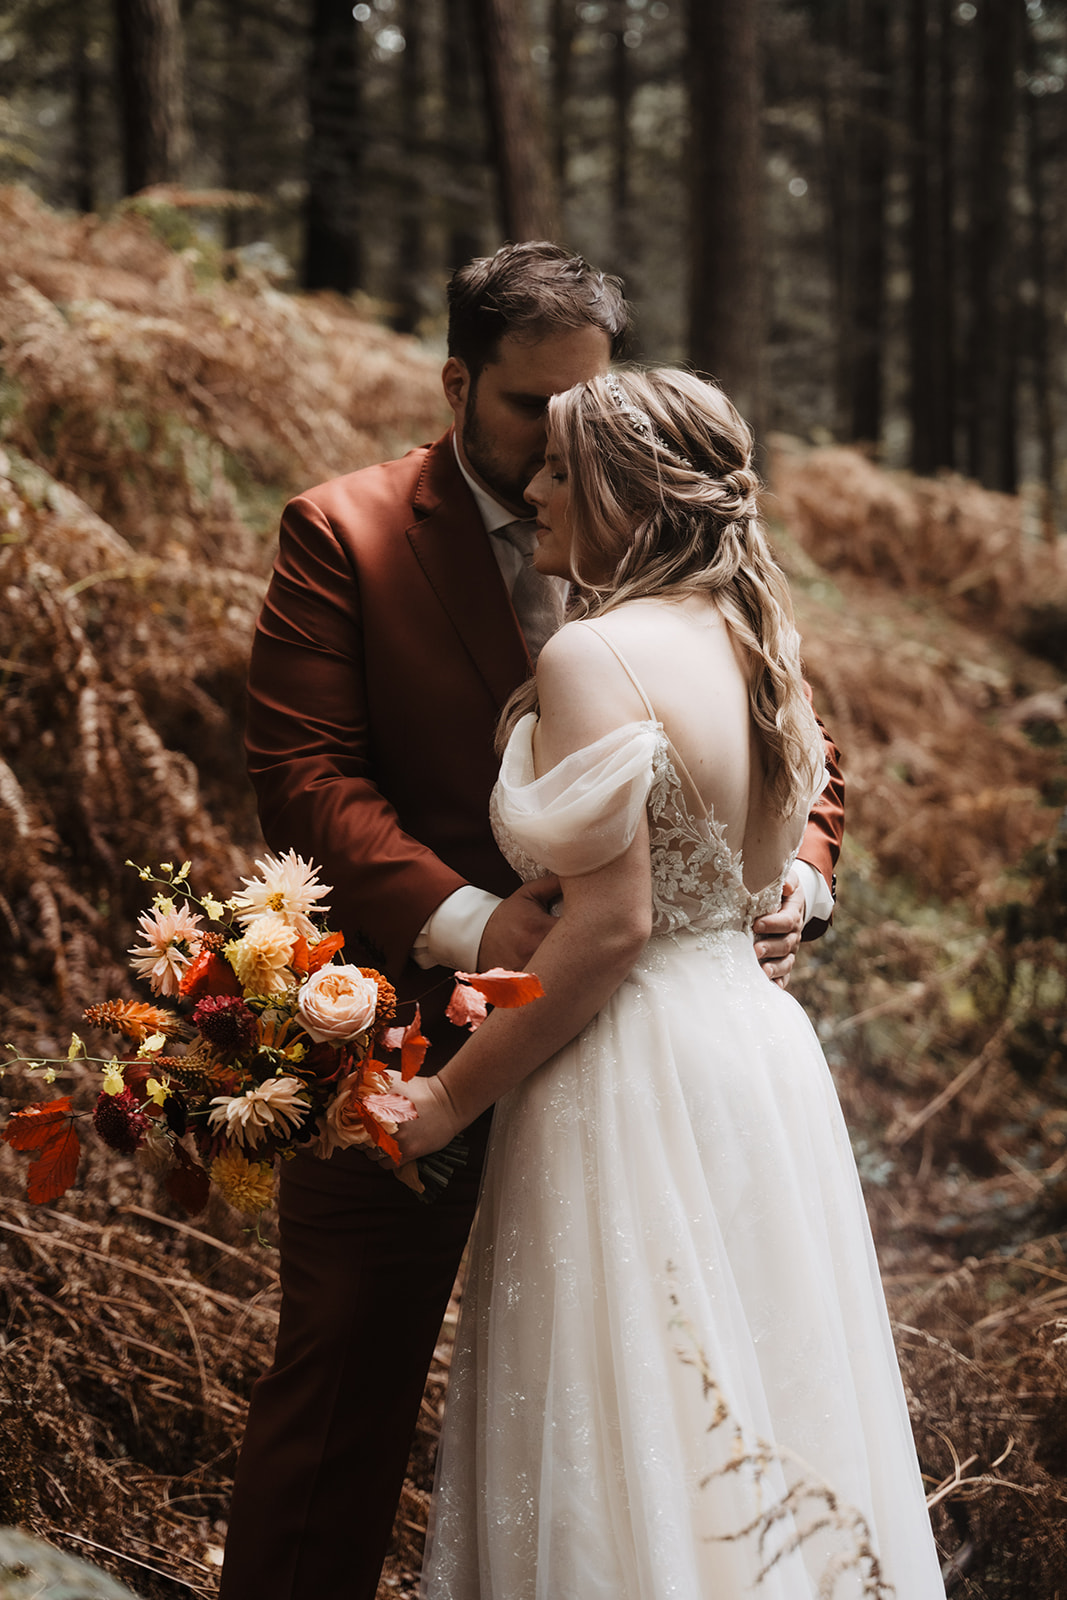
[442,357,471,420]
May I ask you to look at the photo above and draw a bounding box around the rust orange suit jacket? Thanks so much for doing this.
[246,430,845,1066]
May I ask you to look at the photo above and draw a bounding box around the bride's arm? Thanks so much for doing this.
[392,626,655,1160]
[393,825,652,1158]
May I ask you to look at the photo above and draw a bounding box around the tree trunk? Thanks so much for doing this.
[221,0,244,250]
[1023,17,1060,538]
[114,0,188,193]
[965,0,1020,491]
[473,0,560,241]
[445,0,487,270]
[687,0,763,431]
[552,0,577,195]
[908,0,938,472]
[932,0,957,469]
[610,0,634,273]
[846,0,889,446]
[908,0,955,472]
[303,0,363,293]
[72,3,96,213]
[394,0,426,332]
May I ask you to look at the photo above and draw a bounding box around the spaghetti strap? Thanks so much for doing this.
[575,620,713,823]
[575,622,657,720]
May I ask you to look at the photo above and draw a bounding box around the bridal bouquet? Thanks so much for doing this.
[2,853,542,1223]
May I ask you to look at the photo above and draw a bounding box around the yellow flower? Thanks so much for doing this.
[67,1032,84,1060]
[210,1149,275,1214]
[102,1060,125,1096]
[138,1031,167,1058]
[42,1066,56,1085]
[201,893,225,921]
[226,912,297,997]
[146,1075,171,1107]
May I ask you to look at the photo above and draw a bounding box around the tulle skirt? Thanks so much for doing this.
[421,929,945,1599]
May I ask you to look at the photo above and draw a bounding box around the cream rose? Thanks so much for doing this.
[314,1067,417,1161]
[297,964,378,1043]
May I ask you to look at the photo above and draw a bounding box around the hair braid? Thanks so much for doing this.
[497,367,821,819]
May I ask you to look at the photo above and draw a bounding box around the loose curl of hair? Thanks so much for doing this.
[499,367,821,820]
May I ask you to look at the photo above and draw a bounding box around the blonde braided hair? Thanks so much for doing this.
[498,367,821,820]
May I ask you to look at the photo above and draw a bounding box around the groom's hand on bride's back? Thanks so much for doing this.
[752,875,806,989]
[478,876,561,971]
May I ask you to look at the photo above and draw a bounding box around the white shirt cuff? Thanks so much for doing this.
[792,859,834,928]
[412,885,502,972]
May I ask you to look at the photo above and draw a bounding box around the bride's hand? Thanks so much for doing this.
[389,1072,462,1162]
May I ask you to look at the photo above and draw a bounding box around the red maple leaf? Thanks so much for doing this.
[454,968,545,1008]
[2,1099,81,1203]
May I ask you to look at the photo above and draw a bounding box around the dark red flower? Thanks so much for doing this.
[92,1088,149,1155]
[192,994,259,1056]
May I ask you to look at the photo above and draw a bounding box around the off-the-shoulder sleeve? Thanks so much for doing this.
[493,714,660,878]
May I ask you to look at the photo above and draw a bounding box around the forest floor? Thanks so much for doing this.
[1,186,1066,1598]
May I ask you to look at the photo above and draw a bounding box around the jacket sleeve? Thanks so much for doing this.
[797,711,845,943]
[244,492,467,979]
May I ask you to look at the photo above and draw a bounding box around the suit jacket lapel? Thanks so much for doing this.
[406,433,531,709]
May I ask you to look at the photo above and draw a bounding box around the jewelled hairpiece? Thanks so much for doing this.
[603,373,696,471]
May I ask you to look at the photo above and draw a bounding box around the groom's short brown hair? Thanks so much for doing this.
[447,241,629,378]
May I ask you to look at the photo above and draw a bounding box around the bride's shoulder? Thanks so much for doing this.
[535,619,627,698]
[533,620,656,768]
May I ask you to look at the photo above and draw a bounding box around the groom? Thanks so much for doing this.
[221,242,845,1600]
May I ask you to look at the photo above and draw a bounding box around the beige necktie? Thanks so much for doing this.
[499,520,565,664]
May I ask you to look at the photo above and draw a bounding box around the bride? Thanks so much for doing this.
[393,368,946,1599]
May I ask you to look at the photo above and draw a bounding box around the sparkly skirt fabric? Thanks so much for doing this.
[420,930,945,1600]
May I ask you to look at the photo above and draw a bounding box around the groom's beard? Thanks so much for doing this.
[460,395,544,518]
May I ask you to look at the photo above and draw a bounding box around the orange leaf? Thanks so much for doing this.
[179,950,242,1001]
[445,982,488,1033]
[307,932,345,974]
[2,1102,82,1204]
[454,968,545,1008]
[27,1124,78,1202]
[289,935,311,977]
[361,1109,401,1164]
[398,1005,431,1082]
[27,1120,81,1203]
[2,1097,75,1152]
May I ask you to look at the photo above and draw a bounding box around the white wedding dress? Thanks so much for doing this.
[421,635,945,1600]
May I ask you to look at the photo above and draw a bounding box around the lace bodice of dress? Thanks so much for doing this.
[490,717,795,940]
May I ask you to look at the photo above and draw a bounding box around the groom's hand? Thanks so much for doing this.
[478,875,561,971]
[752,874,806,988]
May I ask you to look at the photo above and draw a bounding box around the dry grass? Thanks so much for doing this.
[1,189,1067,1596]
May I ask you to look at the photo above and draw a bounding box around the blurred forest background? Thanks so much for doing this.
[1,1,1067,1597]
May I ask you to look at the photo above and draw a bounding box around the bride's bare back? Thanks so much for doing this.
[533,595,810,895]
